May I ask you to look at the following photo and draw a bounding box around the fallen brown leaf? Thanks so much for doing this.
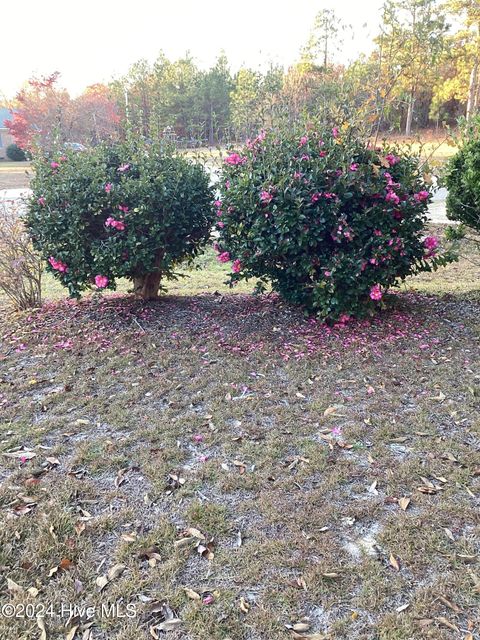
[36,615,47,640]
[389,554,400,571]
[436,616,459,632]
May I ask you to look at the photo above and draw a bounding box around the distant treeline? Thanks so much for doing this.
[5,1,480,149]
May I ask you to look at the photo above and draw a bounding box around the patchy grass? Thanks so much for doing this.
[0,231,479,640]
[0,162,31,189]
[382,129,459,161]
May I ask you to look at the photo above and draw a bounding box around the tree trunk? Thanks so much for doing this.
[467,57,479,121]
[208,102,214,146]
[133,272,162,300]
[133,251,163,300]
[405,92,415,137]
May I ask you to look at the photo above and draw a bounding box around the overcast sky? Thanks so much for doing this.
[2,0,384,98]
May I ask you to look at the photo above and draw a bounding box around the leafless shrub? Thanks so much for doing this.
[0,199,42,309]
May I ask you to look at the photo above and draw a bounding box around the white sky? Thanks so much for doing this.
[1,0,384,99]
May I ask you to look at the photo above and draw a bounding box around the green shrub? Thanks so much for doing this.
[6,143,27,161]
[216,125,452,320]
[27,139,215,299]
[445,139,480,232]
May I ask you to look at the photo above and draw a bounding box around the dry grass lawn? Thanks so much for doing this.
[0,229,479,640]
[0,162,31,190]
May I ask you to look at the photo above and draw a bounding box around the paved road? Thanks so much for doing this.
[0,187,452,223]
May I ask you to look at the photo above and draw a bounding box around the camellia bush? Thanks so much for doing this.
[27,139,214,299]
[445,138,480,233]
[215,126,453,320]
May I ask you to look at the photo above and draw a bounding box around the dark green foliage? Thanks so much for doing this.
[6,143,27,161]
[216,125,452,320]
[26,139,215,298]
[445,139,480,232]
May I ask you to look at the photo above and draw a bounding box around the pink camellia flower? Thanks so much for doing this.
[414,190,429,202]
[299,135,308,146]
[370,284,383,300]
[214,200,222,209]
[217,251,230,263]
[50,161,60,170]
[257,129,266,142]
[332,126,339,138]
[386,154,400,166]
[48,256,68,273]
[38,196,46,206]
[385,190,400,205]
[319,150,327,158]
[324,192,336,199]
[118,204,129,213]
[225,179,231,190]
[311,192,321,203]
[373,229,382,236]
[105,217,126,231]
[424,236,439,251]
[300,154,310,161]
[117,163,130,173]
[232,259,242,273]
[225,152,246,166]
[350,163,359,171]
[293,171,303,180]
[384,171,393,185]
[94,275,109,288]
[324,270,331,277]
[193,434,204,443]
[260,190,273,204]
[105,183,113,193]
[217,221,225,228]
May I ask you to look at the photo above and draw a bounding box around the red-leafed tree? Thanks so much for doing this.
[6,74,122,150]
[6,72,73,151]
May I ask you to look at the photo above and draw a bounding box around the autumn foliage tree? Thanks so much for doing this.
[6,72,71,151]
[71,84,121,144]
[6,73,120,151]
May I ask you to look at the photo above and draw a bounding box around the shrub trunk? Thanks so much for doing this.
[133,252,163,300]
[133,272,162,300]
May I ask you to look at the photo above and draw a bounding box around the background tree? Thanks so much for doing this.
[374,0,448,135]
[72,84,121,144]
[302,9,346,69]
[230,69,262,140]
[199,53,233,144]
[6,72,73,150]
[440,0,480,120]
